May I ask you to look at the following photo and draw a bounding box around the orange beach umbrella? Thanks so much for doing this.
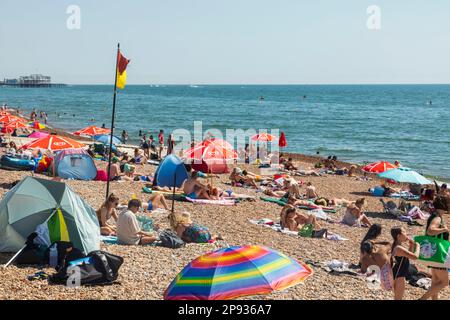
[1,121,29,133]
[0,115,24,124]
[23,135,86,151]
[73,125,111,137]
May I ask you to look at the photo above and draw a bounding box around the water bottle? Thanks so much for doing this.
[49,245,58,267]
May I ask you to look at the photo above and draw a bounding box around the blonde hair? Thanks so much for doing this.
[355,198,366,208]
[168,211,192,229]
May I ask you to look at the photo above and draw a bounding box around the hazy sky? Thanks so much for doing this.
[1,0,449,84]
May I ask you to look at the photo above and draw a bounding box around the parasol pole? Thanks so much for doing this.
[106,43,120,201]
[171,171,177,213]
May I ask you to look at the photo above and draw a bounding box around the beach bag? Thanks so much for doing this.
[312,229,328,239]
[414,234,450,268]
[45,241,85,271]
[299,224,314,238]
[49,250,123,286]
[159,230,185,248]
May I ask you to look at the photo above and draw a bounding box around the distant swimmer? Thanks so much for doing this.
[429,100,432,105]
[303,95,307,99]
[90,118,95,122]
[259,96,265,101]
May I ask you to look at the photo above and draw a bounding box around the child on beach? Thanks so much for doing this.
[158,130,164,159]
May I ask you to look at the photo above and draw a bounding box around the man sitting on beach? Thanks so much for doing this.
[182,171,211,199]
[116,199,157,245]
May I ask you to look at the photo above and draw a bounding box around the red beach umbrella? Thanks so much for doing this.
[73,125,111,137]
[22,135,86,151]
[251,133,278,142]
[362,161,397,173]
[279,132,287,148]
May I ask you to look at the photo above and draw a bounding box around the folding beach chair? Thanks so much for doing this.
[379,199,405,218]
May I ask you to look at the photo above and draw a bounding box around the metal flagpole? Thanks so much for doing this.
[106,43,120,201]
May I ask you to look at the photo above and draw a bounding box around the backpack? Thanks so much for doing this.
[49,250,124,286]
[159,229,185,249]
[45,241,86,271]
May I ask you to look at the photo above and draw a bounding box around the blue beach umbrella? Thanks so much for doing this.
[378,167,432,185]
[93,134,122,145]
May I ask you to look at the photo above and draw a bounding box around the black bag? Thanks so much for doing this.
[159,229,185,249]
[49,250,124,286]
[312,229,328,239]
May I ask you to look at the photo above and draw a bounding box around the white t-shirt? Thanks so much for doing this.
[117,210,141,245]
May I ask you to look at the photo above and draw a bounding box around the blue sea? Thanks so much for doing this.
[1,84,449,180]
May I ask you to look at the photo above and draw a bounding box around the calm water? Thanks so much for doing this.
[1,84,449,180]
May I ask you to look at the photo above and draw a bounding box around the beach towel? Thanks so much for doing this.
[185,197,235,206]
[101,235,118,244]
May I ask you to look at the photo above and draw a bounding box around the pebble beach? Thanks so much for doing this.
[1,150,448,300]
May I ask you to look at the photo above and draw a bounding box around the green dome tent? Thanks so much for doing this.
[0,177,100,254]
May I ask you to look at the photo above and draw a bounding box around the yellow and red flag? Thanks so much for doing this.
[116,51,130,89]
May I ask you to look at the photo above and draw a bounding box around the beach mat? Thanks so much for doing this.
[259,196,337,213]
[185,197,235,206]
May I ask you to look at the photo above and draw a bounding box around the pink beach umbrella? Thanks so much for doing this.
[28,131,50,139]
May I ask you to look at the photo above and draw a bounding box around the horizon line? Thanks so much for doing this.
[45,82,450,86]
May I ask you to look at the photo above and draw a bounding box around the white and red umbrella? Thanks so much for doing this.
[1,120,29,133]
[22,135,86,151]
[362,161,397,173]
[251,133,278,142]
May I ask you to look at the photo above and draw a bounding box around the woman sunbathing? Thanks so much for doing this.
[229,167,258,189]
[280,206,321,231]
[342,198,372,227]
[142,193,170,211]
[305,182,318,199]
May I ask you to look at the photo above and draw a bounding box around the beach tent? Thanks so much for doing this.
[154,154,188,188]
[184,139,237,174]
[164,245,313,300]
[54,148,97,180]
[0,177,100,254]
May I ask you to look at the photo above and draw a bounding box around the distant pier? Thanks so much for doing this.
[0,74,66,88]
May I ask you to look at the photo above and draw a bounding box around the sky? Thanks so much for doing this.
[1,0,450,84]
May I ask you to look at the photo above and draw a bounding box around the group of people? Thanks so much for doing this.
[96,193,219,245]
[359,196,449,300]
[137,129,175,160]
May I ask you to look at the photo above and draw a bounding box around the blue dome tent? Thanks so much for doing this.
[54,148,97,180]
[154,154,189,188]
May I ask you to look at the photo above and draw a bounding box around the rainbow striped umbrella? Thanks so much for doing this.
[164,245,313,300]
